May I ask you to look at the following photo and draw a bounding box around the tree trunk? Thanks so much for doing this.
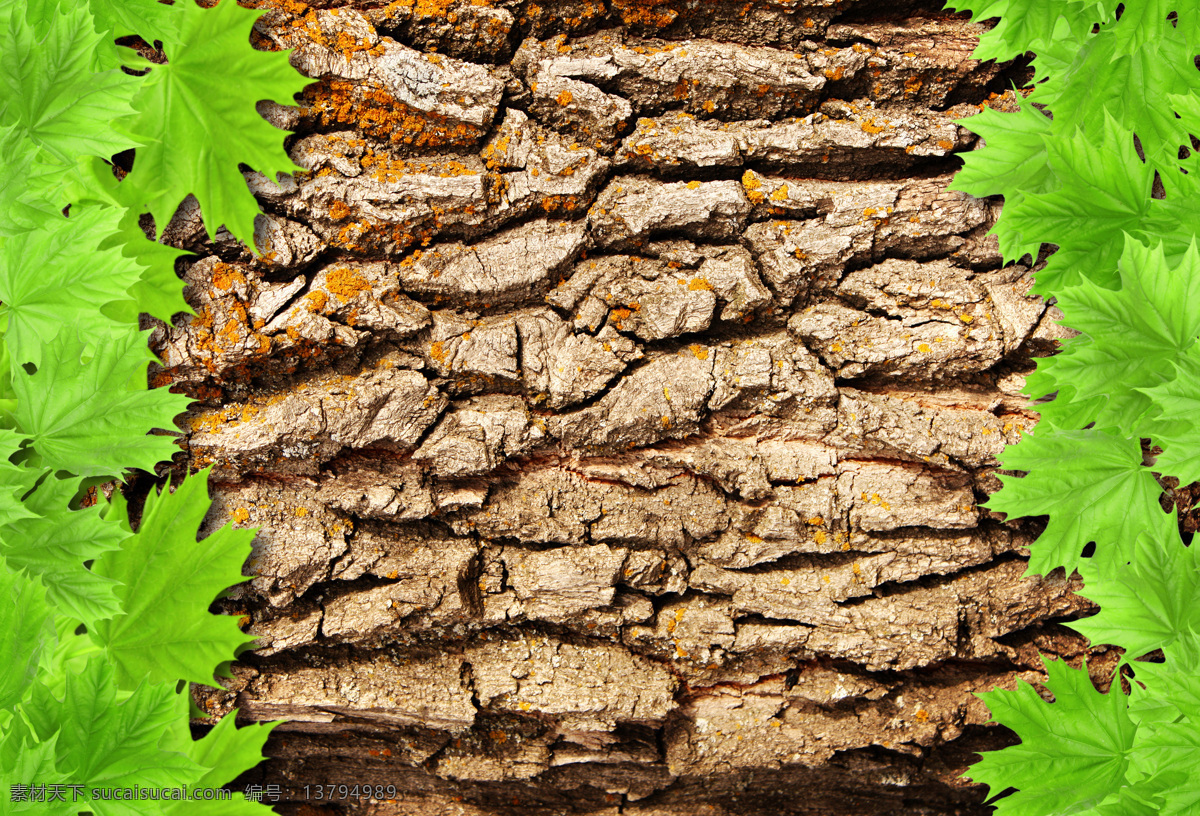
[143,1,1107,813]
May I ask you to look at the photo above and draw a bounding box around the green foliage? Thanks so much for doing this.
[944,0,1200,811]
[118,0,311,248]
[0,0,302,809]
[90,469,259,689]
[968,656,1137,816]
[11,326,192,479]
[985,428,1174,579]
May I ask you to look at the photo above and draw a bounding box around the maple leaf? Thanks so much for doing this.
[968,655,1136,816]
[1139,345,1200,485]
[0,205,142,368]
[10,326,193,480]
[89,468,258,690]
[0,1,141,165]
[1024,236,1200,434]
[118,0,310,249]
[985,427,1176,578]
[0,563,55,711]
[1068,530,1200,663]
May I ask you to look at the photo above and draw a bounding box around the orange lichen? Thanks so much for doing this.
[304,290,329,312]
[688,277,712,291]
[936,139,954,150]
[688,344,709,360]
[859,117,886,134]
[211,262,246,291]
[611,0,678,27]
[325,267,372,302]
[306,80,482,150]
[556,89,574,106]
[823,66,844,80]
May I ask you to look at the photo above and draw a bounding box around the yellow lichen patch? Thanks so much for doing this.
[859,117,886,134]
[936,139,954,150]
[702,99,716,113]
[611,0,678,28]
[823,66,844,80]
[688,344,709,360]
[328,199,353,221]
[304,290,329,312]
[904,76,923,94]
[814,530,827,545]
[307,80,482,150]
[688,277,713,291]
[958,313,974,323]
[211,262,246,291]
[745,534,763,543]
[915,709,930,723]
[686,180,701,189]
[295,506,310,517]
[232,507,251,524]
[325,267,371,303]
[556,89,574,106]
[829,342,843,353]
[917,343,931,353]
[741,170,765,203]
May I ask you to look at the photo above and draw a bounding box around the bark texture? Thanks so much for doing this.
[143,1,1112,812]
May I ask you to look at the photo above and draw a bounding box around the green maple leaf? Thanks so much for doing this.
[0,427,40,523]
[0,125,73,238]
[98,208,197,326]
[1128,733,1200,816]
[949,99,1054,205]
[1028,10,1199,183]
[1128,631,1200,727]
[84,0,183,46]
[10,325,192,480]
[1140,345,1200,485]
[0,0,141,165]
[1024,236,1200,434]
[89,468,258,690]
[968,655,1135,816]
[12,656,206,816]
[157,710,282,815]
[985,427,1176,578]
[1068,530,1200,663]
[119,0,310,249]
[0,561,56,711]
[0,473,129,626]
[0,732,76,815]
[996,110,1152,291]
[943,0,1113,63]
[0,205,142,368]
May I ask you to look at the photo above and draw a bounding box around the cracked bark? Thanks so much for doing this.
[135,1,1117,813]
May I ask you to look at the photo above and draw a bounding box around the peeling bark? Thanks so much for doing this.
[140,1,1108,813]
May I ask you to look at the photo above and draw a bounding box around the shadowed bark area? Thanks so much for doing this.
[139,0,1116,812]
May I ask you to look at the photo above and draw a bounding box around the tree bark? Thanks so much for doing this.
[143,1,1110,812]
